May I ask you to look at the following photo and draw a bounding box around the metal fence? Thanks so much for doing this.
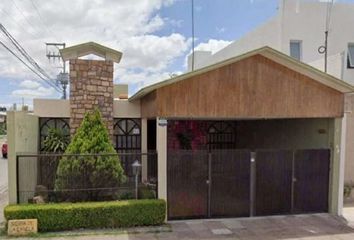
[167,148,331,219]
[16,151,157,204]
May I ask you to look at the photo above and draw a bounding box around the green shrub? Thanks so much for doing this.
[4,199,166,232]
[55,109,125,201]
[43,128,70,153]
[139,185,156,199]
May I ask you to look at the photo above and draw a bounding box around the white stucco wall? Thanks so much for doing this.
[7,111,39,204]
[34,99,141,118]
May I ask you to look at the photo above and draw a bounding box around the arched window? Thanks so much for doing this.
[207,121,236,150]
[39,118,70,151]
[113,118,141,151]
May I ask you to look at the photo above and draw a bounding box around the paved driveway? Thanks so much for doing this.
[5,213,354,239]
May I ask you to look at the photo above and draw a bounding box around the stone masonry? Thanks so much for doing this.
[69,59,114,136]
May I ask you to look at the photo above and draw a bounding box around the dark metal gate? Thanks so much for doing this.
[255,150,293,216]
[167,149,330,220]
[210,150,250,218]
[293,149,330,213]
[167,150,209,219]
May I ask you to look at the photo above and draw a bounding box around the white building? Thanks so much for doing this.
[188,0,354,184]
[188,0,354,84]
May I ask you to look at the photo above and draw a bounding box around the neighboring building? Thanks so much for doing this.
[188,0,354,82]
[187,0,354,184]
[7,43,354,219]
[0,112,6,131]
[0,112,6,122]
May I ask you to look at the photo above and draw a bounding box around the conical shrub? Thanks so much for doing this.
[55,108,125,202]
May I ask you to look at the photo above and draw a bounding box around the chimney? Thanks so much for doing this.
[60,42,122,136]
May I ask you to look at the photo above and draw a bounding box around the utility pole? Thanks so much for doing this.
[191,0,195,71]
[46,43,69,99]
[318,0,334,73]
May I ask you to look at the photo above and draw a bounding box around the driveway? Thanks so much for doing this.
[4,213,354,239]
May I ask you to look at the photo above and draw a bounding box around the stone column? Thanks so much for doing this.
[69,59,114,136]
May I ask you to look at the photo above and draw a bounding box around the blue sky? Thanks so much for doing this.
[0,0,353,108]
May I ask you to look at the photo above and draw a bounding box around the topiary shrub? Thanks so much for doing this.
[55,109,125,202]
[4,199,166,232]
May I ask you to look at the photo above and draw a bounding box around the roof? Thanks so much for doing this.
[130,46,354,101]
[60,42,122,63]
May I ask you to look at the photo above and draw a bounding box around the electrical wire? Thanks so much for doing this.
[0,39,61,92]
[9,0,45,36]
[0,24,56,83]
[0,8,40,40]
[29,0,61,42]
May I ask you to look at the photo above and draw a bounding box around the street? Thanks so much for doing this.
[0,136,8,226]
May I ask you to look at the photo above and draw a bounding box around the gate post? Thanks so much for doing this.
[250,152,256,217]
[207,152,212,218]
[156,117,167,201]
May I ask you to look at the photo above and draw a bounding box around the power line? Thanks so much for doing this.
[0,39,61,92]
[9,0,42,35]
[29,0,61,41]
[0,8,39,39]
[0,24,56,83]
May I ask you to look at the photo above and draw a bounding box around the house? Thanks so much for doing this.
[7,43,354,219]
[187,0,354,187]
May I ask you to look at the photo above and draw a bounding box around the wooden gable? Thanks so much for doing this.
[140,54,344,119]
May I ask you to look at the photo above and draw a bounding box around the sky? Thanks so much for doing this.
[0,0,352,108]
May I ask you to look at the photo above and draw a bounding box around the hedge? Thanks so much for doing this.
[4,199,166,232]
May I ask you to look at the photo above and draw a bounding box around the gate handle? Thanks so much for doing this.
[206,180,210,185]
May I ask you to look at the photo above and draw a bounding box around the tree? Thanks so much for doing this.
[55,109,126,201]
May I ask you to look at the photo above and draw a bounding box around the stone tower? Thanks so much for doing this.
[60,42,122,136]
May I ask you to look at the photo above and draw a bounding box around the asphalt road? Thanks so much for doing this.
[0,136,8,225]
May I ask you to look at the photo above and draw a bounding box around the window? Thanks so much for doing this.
[39,118,70,151]
[113,118,141,151]
[348,43,354,68]
[290,40,302,61]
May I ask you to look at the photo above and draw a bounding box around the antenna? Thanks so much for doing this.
[318,0,334,73]
[45,42,69,99]
[191,0,195,71]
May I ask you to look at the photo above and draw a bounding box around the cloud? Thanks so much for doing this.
[12,86,55,98]
[0,0,191,101]
[216,27,226,33]
[118,33,191,71]
[194,39,232,54]
[184,39,232,68]
[115,68,182,90]
[19,80,41,89]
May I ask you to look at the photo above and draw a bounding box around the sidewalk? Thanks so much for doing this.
[343,205,354,228]
[2,213,354,240]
